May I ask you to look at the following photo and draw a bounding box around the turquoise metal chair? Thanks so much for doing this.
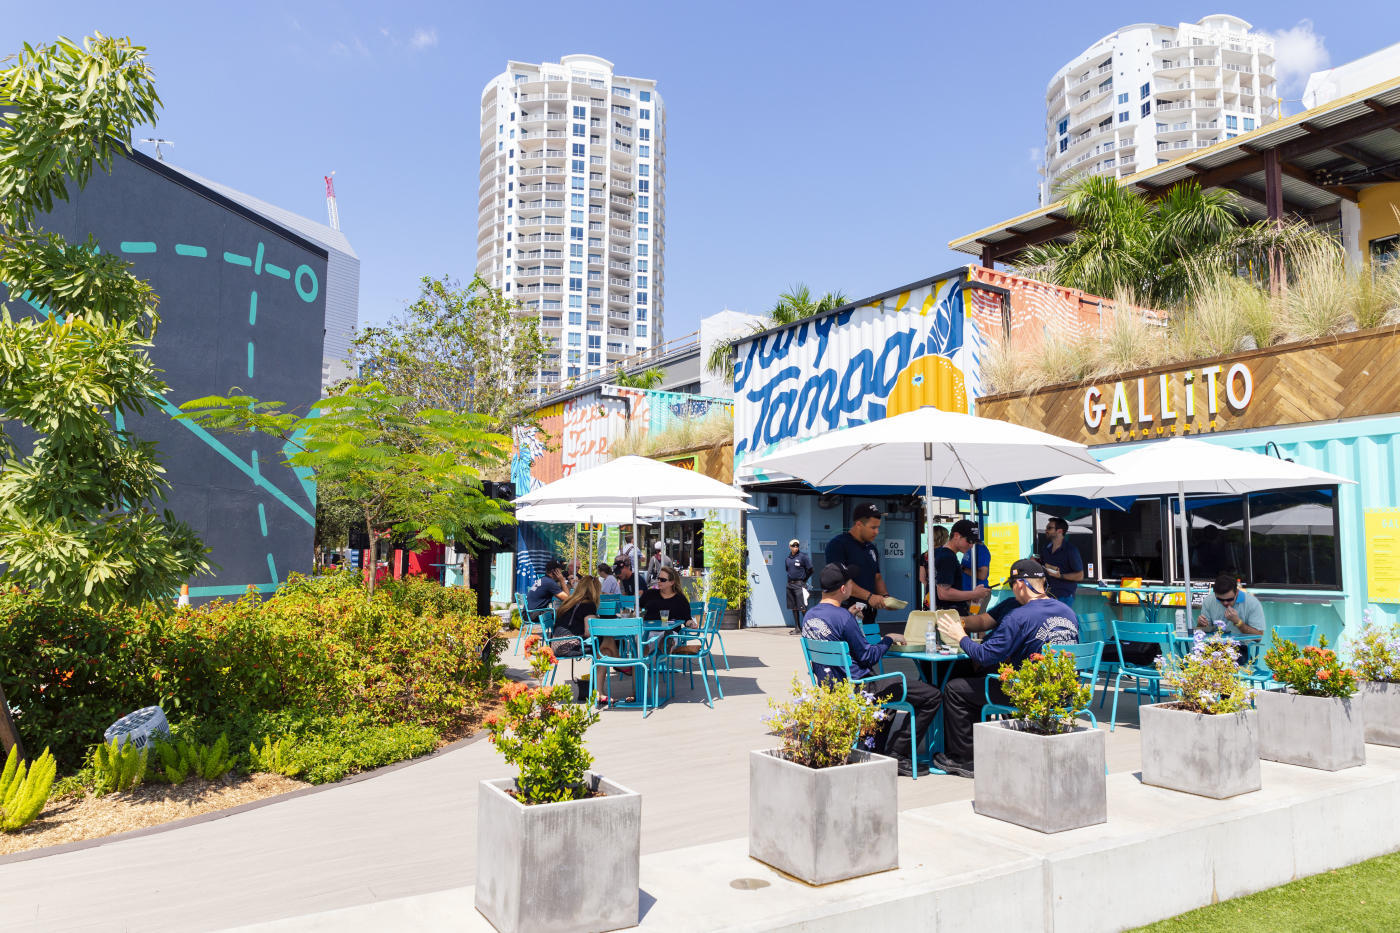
[1077,611,1118,708]
[1108,621,1176,732]
[707,596,731,669]
[689,600,705,624]
[586,619,663,716]
[514,591,546,653]
[1243,624,1318,691]
[981,641,1104,729]
[596,593,621,618]
[860,622,887,674]
[799,637,921,780]
[659,608,725,707]
[535,608,592,686]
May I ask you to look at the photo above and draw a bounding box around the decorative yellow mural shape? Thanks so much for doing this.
[886,354,968,416]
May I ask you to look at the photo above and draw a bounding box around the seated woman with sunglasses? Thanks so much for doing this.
[639,568,694,628]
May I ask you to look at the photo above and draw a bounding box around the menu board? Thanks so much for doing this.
[1365,509,1400,604]
[985,523,1021,588]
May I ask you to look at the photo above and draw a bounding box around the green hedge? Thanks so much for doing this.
[0,570,505,774]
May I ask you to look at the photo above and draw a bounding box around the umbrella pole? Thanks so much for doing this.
[1178,486,1192,624]
[925,443,936,613]
[632,502,641,618]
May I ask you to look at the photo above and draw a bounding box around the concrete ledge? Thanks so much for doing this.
[224,744,1400,933]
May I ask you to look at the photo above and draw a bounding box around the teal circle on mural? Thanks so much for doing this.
[295,264,319,303]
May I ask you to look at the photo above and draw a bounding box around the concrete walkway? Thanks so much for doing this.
[0,629,1153,932]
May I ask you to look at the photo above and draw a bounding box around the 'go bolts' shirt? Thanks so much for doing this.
[825,532,880,593]
[801,602,891,681]
[959,597,1079,670]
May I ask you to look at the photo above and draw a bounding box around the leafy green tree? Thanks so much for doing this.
[612,366,664,389]
[349,274,545,436]
[705,284,849,382]
[1019,176,1328,307]
[0,34,211,609]
[180,382,511,592]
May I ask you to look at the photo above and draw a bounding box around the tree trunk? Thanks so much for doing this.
[0,681,25,762]
[365,516,378,594]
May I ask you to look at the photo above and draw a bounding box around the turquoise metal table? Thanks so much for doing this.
[883,647,971,775]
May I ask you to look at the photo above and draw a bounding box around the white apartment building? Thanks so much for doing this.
[477,54,666,392]
[1041,14,1277,203]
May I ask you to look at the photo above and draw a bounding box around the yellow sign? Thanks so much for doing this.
[985,523,1021,588]
[1365,509,1400,604]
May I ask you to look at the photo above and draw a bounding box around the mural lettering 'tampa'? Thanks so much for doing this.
[734,278,983,476]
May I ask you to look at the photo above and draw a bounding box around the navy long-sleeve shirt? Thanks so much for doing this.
[801,602,891,681]
[959,597,1079,670]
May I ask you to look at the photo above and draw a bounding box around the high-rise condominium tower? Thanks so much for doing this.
[477,54,665,393]
[1041,15,1277,203]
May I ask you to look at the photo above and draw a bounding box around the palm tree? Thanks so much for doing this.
[612,366,665,389]
[1019,176,1328,307]
[704,284,849,382]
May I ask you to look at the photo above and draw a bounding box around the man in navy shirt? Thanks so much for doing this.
[526,559,570,620]
[784,539,813,630]
[930,559,1079,778]
[802,563,942,777]
[824,504,889,627]
[1039,516,1085,605]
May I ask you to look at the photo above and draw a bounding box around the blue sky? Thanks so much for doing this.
[4,2,1381,339]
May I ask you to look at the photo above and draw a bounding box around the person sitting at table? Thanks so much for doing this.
[552,575,599,658]
[526,559,570,619]
[935,520,992,616]
[597,561,622,596]
[802,563,941,778]
[930,559,1079,779]
[1197,573,1264,636]
[639,567,692,625]
[615,559,636,597]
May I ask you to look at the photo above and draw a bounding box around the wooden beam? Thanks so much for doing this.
[1279,160,1359,202]
[1327,142,1400,181]
[983,215,1079,263]
[0,682,22,762]
[1364,99,1388,114]
[1279,101,1400,160]
[978,241,996,269]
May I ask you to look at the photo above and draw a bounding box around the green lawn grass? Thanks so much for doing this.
[1133,850,1400,932]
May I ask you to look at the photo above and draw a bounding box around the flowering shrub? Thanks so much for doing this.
[1348,610,1400,683]
[1264,633,1358,698]
[1154,630,1253,714]
[998,651,1093,735]
[484,636,599,804]
[764,675,881,769]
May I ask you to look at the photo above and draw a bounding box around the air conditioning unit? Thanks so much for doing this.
[103,706,170,751]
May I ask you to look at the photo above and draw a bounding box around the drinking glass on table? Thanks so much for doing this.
[660,609,671,625]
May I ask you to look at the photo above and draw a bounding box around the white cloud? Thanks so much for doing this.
[1265,19,1330,96]
[409,27,438,50]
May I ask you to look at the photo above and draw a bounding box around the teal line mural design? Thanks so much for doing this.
[9,235,323,598]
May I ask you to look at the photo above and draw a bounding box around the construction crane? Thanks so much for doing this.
[324,171,340,231]
[140,138,174,161]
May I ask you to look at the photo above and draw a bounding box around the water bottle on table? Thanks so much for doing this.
[925,618,936,652]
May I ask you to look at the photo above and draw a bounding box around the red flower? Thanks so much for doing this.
[1029,653,1044,662]
[1318,669,1331,681]
[501,681,528,700]
[524,634,542,650]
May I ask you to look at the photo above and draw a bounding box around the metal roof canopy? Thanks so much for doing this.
[951,74,1400,266]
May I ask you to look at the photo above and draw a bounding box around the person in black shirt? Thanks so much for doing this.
[615,559,636,597]
[552,575,599,659]
[824,503,888,626]
[639,567,693,627]
[784,539,813,630]
[934,520,990,616]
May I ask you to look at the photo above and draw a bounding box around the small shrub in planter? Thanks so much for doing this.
[1256,633,1364,771]
[1348,611,1400,747]
[476,638,637,933]
[750,676,896,884]
[974,652,1106,833]
[1141,632,1260,798]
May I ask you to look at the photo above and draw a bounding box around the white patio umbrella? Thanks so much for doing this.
[514,455,753,615]
[1024,437,1354,607]
[517,503,664,574]
[743,406,1111,610]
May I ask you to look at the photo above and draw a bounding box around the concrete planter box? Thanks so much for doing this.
[1140,704,1261,798]
[475,772,641,933]
[748,748,898,885]
[1360,681,1400,747]
[1255,689,1365,771]
[973,721,1106,833]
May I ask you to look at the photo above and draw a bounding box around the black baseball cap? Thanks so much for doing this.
[1008,558,1047,582]
[544,559,565,573]
[853,503,882,522]
[819,562,852,591]
[950,519,979,543]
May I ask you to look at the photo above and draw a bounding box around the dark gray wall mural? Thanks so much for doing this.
[2,151,325,598]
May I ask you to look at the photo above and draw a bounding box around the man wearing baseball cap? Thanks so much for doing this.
[934,519,992,616]
[784,539,813,631]
[930,558,1079,778]
[802,562,942,777]
[824,503,889,627]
